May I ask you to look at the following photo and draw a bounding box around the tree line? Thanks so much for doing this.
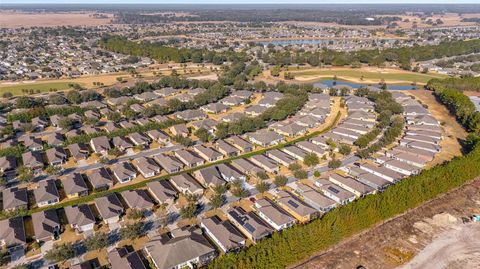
[207,140,480,269]
[427,77,480,134]
[97,36,249,64]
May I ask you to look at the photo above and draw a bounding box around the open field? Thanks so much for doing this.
[0,11,113,28]
[403,90,467,167]
[290,176,480,269]
[0,82,82,96]
[381,13,480,30]
[289,67,448,84]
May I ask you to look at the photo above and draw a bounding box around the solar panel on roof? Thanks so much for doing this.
[287,200,299,208]
[328,186,339,194]
[244,223,256,233]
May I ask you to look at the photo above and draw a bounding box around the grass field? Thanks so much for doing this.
[290,68,448,84]
[0,82,79,96]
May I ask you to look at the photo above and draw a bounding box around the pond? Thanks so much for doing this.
[315,79,417,90]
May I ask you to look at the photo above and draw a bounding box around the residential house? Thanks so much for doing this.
[111,162,137,183]
[170,174,204,195]
[94,194,125,225]
[87,167,114,190]
[46,132,65,147]
[34,179,60,207]
[282,145,308,162]
[174,150,205,168]
[63,173,89,199]
[112,136,133,151]
[227,207,273,243]
[170,124,189,138]
[253,198,296,231]
[231,158,263,176]
[1,187,28,211]
[64,204,96,233]
[32,210,60,243]
[328,174,375,197]
[247,130,284,147]
[146,180,178,206]
[200,216,246,253]
[216,163,246,182]
[90,136,111,155]
[193,166,226,188]
[153,154,184,173]
[132,157,161,178]
[249,154,279,173]
[293,183,337,212]
[146,130,170,144]
[128,132,151,147]
[45,147,68,166]
[0,217,26,254]
[215,140,240,157]
[24,136,43,151]
[314,179,356,205]
[193,144,223,162]
[144,228,217,269]
[67,143,89,161]
[266,149,296,167]
[108,247,147,269]
[273,190,318,222]
[228,136,253,152]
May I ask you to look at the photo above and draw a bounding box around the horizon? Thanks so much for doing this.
[2,1,480,5]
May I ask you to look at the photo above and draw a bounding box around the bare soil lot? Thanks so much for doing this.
[290,177,480,269]
[0,11,113,28]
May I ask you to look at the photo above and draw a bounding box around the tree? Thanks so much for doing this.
[17,166,34,182]
[66,90,82,104]
[44,244,75,263]
[326,138,337,149]
[180,203,198,219]
[2,92,12,98]
[293,169,308,179]
[255,181,270,194]
[195,128,211,143]
[339,144,352,155]
[108,148,123,157]
[58,117,76,131]
[256,171,269,180]
[209,193,226,209]
[212,184,227,195]
[120,223,144,240]
[303,153,319,167]
[127,209,145,220]
[274,175,288,187]
[44,165,61,175]
[313,171,321,177]
[288,162,301,171]
[84,232,109,251]
[328,159,342,169]
[230,179,248,199]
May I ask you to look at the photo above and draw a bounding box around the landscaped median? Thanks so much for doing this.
[0,111,342,220]
[206,142,480,269]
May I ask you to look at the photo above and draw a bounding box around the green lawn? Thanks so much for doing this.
[292,69,447,84]
[0,82,78,96]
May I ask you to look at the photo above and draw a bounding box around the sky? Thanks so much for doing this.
[2,0,480,4]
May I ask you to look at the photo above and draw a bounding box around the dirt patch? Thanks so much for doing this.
[0,11,113,28]
[402,90,467,167]
[290,177,480,269]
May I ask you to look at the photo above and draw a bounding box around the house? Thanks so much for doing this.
[295,141,326,158]
[400,140,440,153]
[358,163,404,182]
[266,149,296,167]
[227,207,273,243]
[230,90,253,100]
[1,187,28,211]
[215,140,240,157]
[190,119,219,133]
[34,179,60,207]
[193,144,223,162]
[193,166,226,188]
[67,143,89,161]
[64,204,96,233]
[136,118,151,126]
[63,173,89,199]
[23,137,43,151]
[383,159,421,176]
[128,132,151,147]
[94,194,125,225]
[328,174,375,197]
[45,147,68,166]
[132,157,161,178]
[249,154,279,173]
[108,247,147,269]
[385,150,427,168]
[111,162,137,183]
[293,183,337,212]
[231,158,263,176]
[122,189,155,211]
[247,130,284,147]
[32,210,60,243]
[349,111,376,122]
[146,180,177,206]
[146,129,170,143]
[174,150,205,168]
[345,166,391,191]
[222,112,244,123]
[200,216,246,253]
[274,123,307,137]
[227,136,254,152]
[154,87,180,97]
[221,96,245,106]
[273,190,318,222]
[0,217,26,254]
[175,109,207,121]
[201,103,229,114]
[314,179,356,205]
[31,116,48,131]
[46,132,65,146]
[216,163,246,182]
[253,198,296,231]
[245,105,268,116]
[87,167,114,190]
[281,145,308,162]
[332,128,361,140]
[90,136,111,155]
[153,154,184,173]
[170,174,203,195]
[22,151,44,171]
[0,155,17,174]
[170,124,189,137]
[112,136,133,151]
[144,228,217,269]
